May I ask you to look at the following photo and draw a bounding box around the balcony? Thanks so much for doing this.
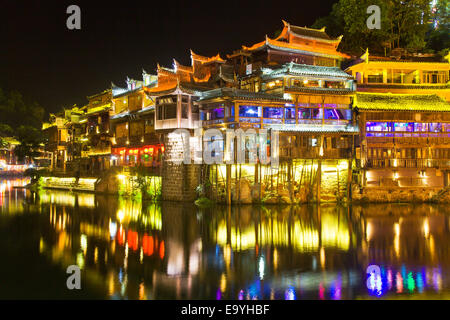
[366,135,450,145]
[281,147,352,159]
[364,158,450,169]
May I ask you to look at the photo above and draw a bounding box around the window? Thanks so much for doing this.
[128,94,142,112]
[229,105,235,117]
[164,104,177,119]
[311,108,323,120]
[239,106,261,117]
[265,80,283,90]
[298,108,311,119]
[325,81,345,88]
[291,79,320,87]
[158,97,176,104]
[285,107,295,120]
[423,71,447,84]
[429,123,442,132]
[324,108,352,120]
[263,107,283,119]
[211,108,224,119]
[181,104,188,119]
[394,123,414,132]
[366,122,391,132]
[115,123,128,138]
[145,119,154,133]
[392,70,404,84]
[130,121,144,137]
[157,106,163,120]
[367,70,384,83]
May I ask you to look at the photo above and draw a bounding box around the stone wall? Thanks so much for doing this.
[321,162,349,202]
[162,163,200,201]
[207,160,351,204]
[352,186,441,203]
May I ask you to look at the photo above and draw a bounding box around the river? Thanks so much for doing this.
[0,177,449,299]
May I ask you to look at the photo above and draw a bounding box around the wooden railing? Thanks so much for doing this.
[364,158,450,169]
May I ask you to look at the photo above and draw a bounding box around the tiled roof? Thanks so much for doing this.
[285,87,354,95]
[290,25,334,41]
[244,38,349,59]
[355,93,450,112]
[85,103,111,115]
[262,62,354,80]
[197,88,290,103]
[145,82,212,96]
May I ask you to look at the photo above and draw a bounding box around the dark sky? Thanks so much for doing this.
[0,0,338,114]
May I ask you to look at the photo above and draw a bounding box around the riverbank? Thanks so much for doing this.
[27,174,450,205]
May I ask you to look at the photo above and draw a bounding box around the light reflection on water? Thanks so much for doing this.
[1,178,450,299]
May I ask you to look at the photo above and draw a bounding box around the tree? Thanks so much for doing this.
[426,0,450,54]
[312,0,434,56]
[13,126,44,163]
[0,124,13,150]
[0,87,45,164]
[0,88,44,130]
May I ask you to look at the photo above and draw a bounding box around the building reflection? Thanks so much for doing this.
[2,186,450,300]
[0,178,30,212]
[357,203,450,298]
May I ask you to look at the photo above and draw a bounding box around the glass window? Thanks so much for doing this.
[367,72,383,83]
[325,81,345,88]
[239,106,260,117]
[311,108,323,120]
[263,107,283,119]
[342,109,352,120]
[366,122,391,132]
[324,108,352,120]
[285,107,295,119]
[429,123,442,132]
[298,108,311,119]
[156,106,163,120]
[324,109,339,120]
[164,104,177,119]
[211,108,224,120]
[181,104,188,119]
[414,123,428,132]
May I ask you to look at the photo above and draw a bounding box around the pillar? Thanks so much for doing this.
[317,159,322,203]
[226,164,231,205]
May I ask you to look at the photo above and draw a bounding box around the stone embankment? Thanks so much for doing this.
[351,184,446,203]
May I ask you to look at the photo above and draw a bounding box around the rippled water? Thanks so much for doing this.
[1,178,450,299]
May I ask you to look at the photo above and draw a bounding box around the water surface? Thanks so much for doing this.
[1,178,450,299]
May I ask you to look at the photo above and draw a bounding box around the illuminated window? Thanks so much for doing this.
[285,107,295,120]
[239,106,261,117]
[211,108,224,120]
[164,105,177,119]
[298,107,311,119]
[263,107,283,119]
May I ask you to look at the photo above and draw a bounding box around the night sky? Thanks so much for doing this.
[0,0,337,114]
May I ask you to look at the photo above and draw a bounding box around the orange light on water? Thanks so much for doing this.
[159,241,165,259]
[143,234,154,256]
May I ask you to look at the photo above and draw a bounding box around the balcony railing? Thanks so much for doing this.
[364,158,450,169]
[281,147,352,159]
[366,135,450,145]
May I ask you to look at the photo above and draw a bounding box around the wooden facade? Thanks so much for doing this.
[349,54,450,187]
